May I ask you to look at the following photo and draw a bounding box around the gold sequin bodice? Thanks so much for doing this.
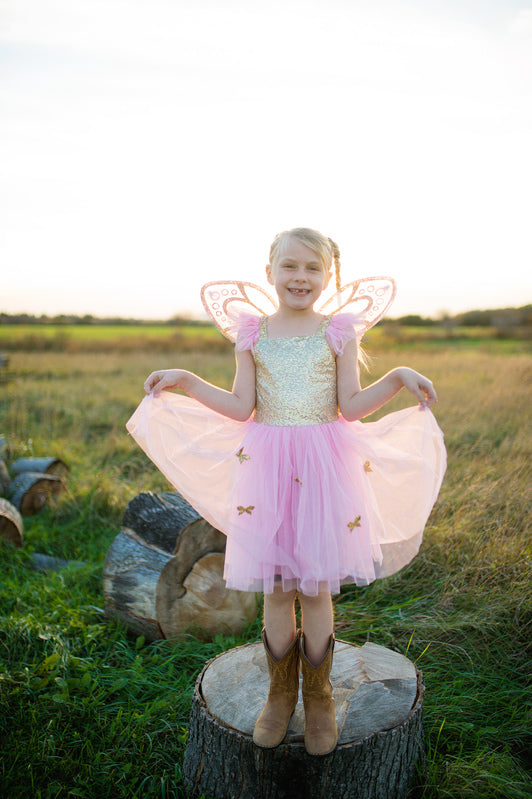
[254,317,338,426]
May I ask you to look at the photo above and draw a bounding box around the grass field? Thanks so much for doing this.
[0,324,228,354]
[1,321,529,354]
[0,329,531,798]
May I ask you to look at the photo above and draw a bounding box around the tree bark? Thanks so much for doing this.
[10,457,69,478]
[8,472,63,515]
[103,527,169,640]
[183,640,424,799]
[122,491,200,553]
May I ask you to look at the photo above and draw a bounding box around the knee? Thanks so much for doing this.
[298,591,332,610]
[266,587,297,608]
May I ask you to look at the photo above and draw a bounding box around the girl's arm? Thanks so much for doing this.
[143,348,256,422]
[336,338,437,422]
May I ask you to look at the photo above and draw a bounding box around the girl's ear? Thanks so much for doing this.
[324,270,333,288]
[265,263,274,285]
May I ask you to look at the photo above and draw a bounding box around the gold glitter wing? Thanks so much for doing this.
[201,281,278,342]
[318,277,397,335]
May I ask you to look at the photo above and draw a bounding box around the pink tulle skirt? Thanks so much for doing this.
[126,393,446,596]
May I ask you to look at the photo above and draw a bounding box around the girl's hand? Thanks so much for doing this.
[397,367,438,407]
[144,369,186,395]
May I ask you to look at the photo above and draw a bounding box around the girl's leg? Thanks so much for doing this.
[298,590,334,665]
[263,586,297,658]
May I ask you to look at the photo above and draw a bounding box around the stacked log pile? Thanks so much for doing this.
[0,442,69,548]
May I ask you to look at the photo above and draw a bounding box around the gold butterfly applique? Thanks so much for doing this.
[364,461,372,473]
[237,505,255,515]
[347,516,361,531]
[236,447,250,463]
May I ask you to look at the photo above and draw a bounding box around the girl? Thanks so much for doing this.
[127,227,446,757]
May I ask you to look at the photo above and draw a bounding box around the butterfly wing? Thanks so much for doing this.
[201,281,278,341]
[318,277,397,336]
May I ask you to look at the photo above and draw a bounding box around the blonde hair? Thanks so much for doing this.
[269,227,342,290]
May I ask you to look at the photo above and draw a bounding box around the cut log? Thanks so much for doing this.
[156,550,257,641]
[10,457,69,478]
[8,472,63,515]
[0,498,23,547]
[183,640,424,799]
[0,459,10,495]
[103,527,170,640]
[103,497,258,641]
[171,516,226,578]
[123,491,200,552]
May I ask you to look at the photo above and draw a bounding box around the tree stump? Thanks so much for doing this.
[183,640,424,799]
[103,492,258,641]
[10,457,69,478]
[8,472,63,515]
[0,498,23,547]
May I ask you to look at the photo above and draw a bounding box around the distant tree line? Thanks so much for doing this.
[0,313,206,326]
[0,306,530,328]
[396,306,531,328]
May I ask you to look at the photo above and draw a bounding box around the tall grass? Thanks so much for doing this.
[0,339,530,798]
[0,324,231,354]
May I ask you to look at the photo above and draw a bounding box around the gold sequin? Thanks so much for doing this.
[364,460,372,473]
[294,477,302,485]
[253,317,338,426]
[237,505,254,515]
[236,447,250,463]
[347,516,361,531]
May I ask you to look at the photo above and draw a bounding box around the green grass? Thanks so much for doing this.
[0,324,220,340]
[1,321,530,354]
[0,340,531,797]
[0,324,228,354]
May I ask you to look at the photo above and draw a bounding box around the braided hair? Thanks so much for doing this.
[327,237,342,290]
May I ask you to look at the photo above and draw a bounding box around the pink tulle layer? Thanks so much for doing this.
[126,393,446,596]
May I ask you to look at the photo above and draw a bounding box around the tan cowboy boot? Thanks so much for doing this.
[253,628,300,748]
[300,633,337,756]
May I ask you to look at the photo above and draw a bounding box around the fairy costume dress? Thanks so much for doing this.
[126,279,446,596]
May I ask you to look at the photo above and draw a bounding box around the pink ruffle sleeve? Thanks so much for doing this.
[227,311,261,353]
[325,312,365,355]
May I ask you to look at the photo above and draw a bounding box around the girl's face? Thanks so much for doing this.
[266,237,331,312]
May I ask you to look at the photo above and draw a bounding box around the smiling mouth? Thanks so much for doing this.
[289,288,311,295]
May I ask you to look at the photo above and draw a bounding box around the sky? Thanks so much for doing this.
[1,0,531,320]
